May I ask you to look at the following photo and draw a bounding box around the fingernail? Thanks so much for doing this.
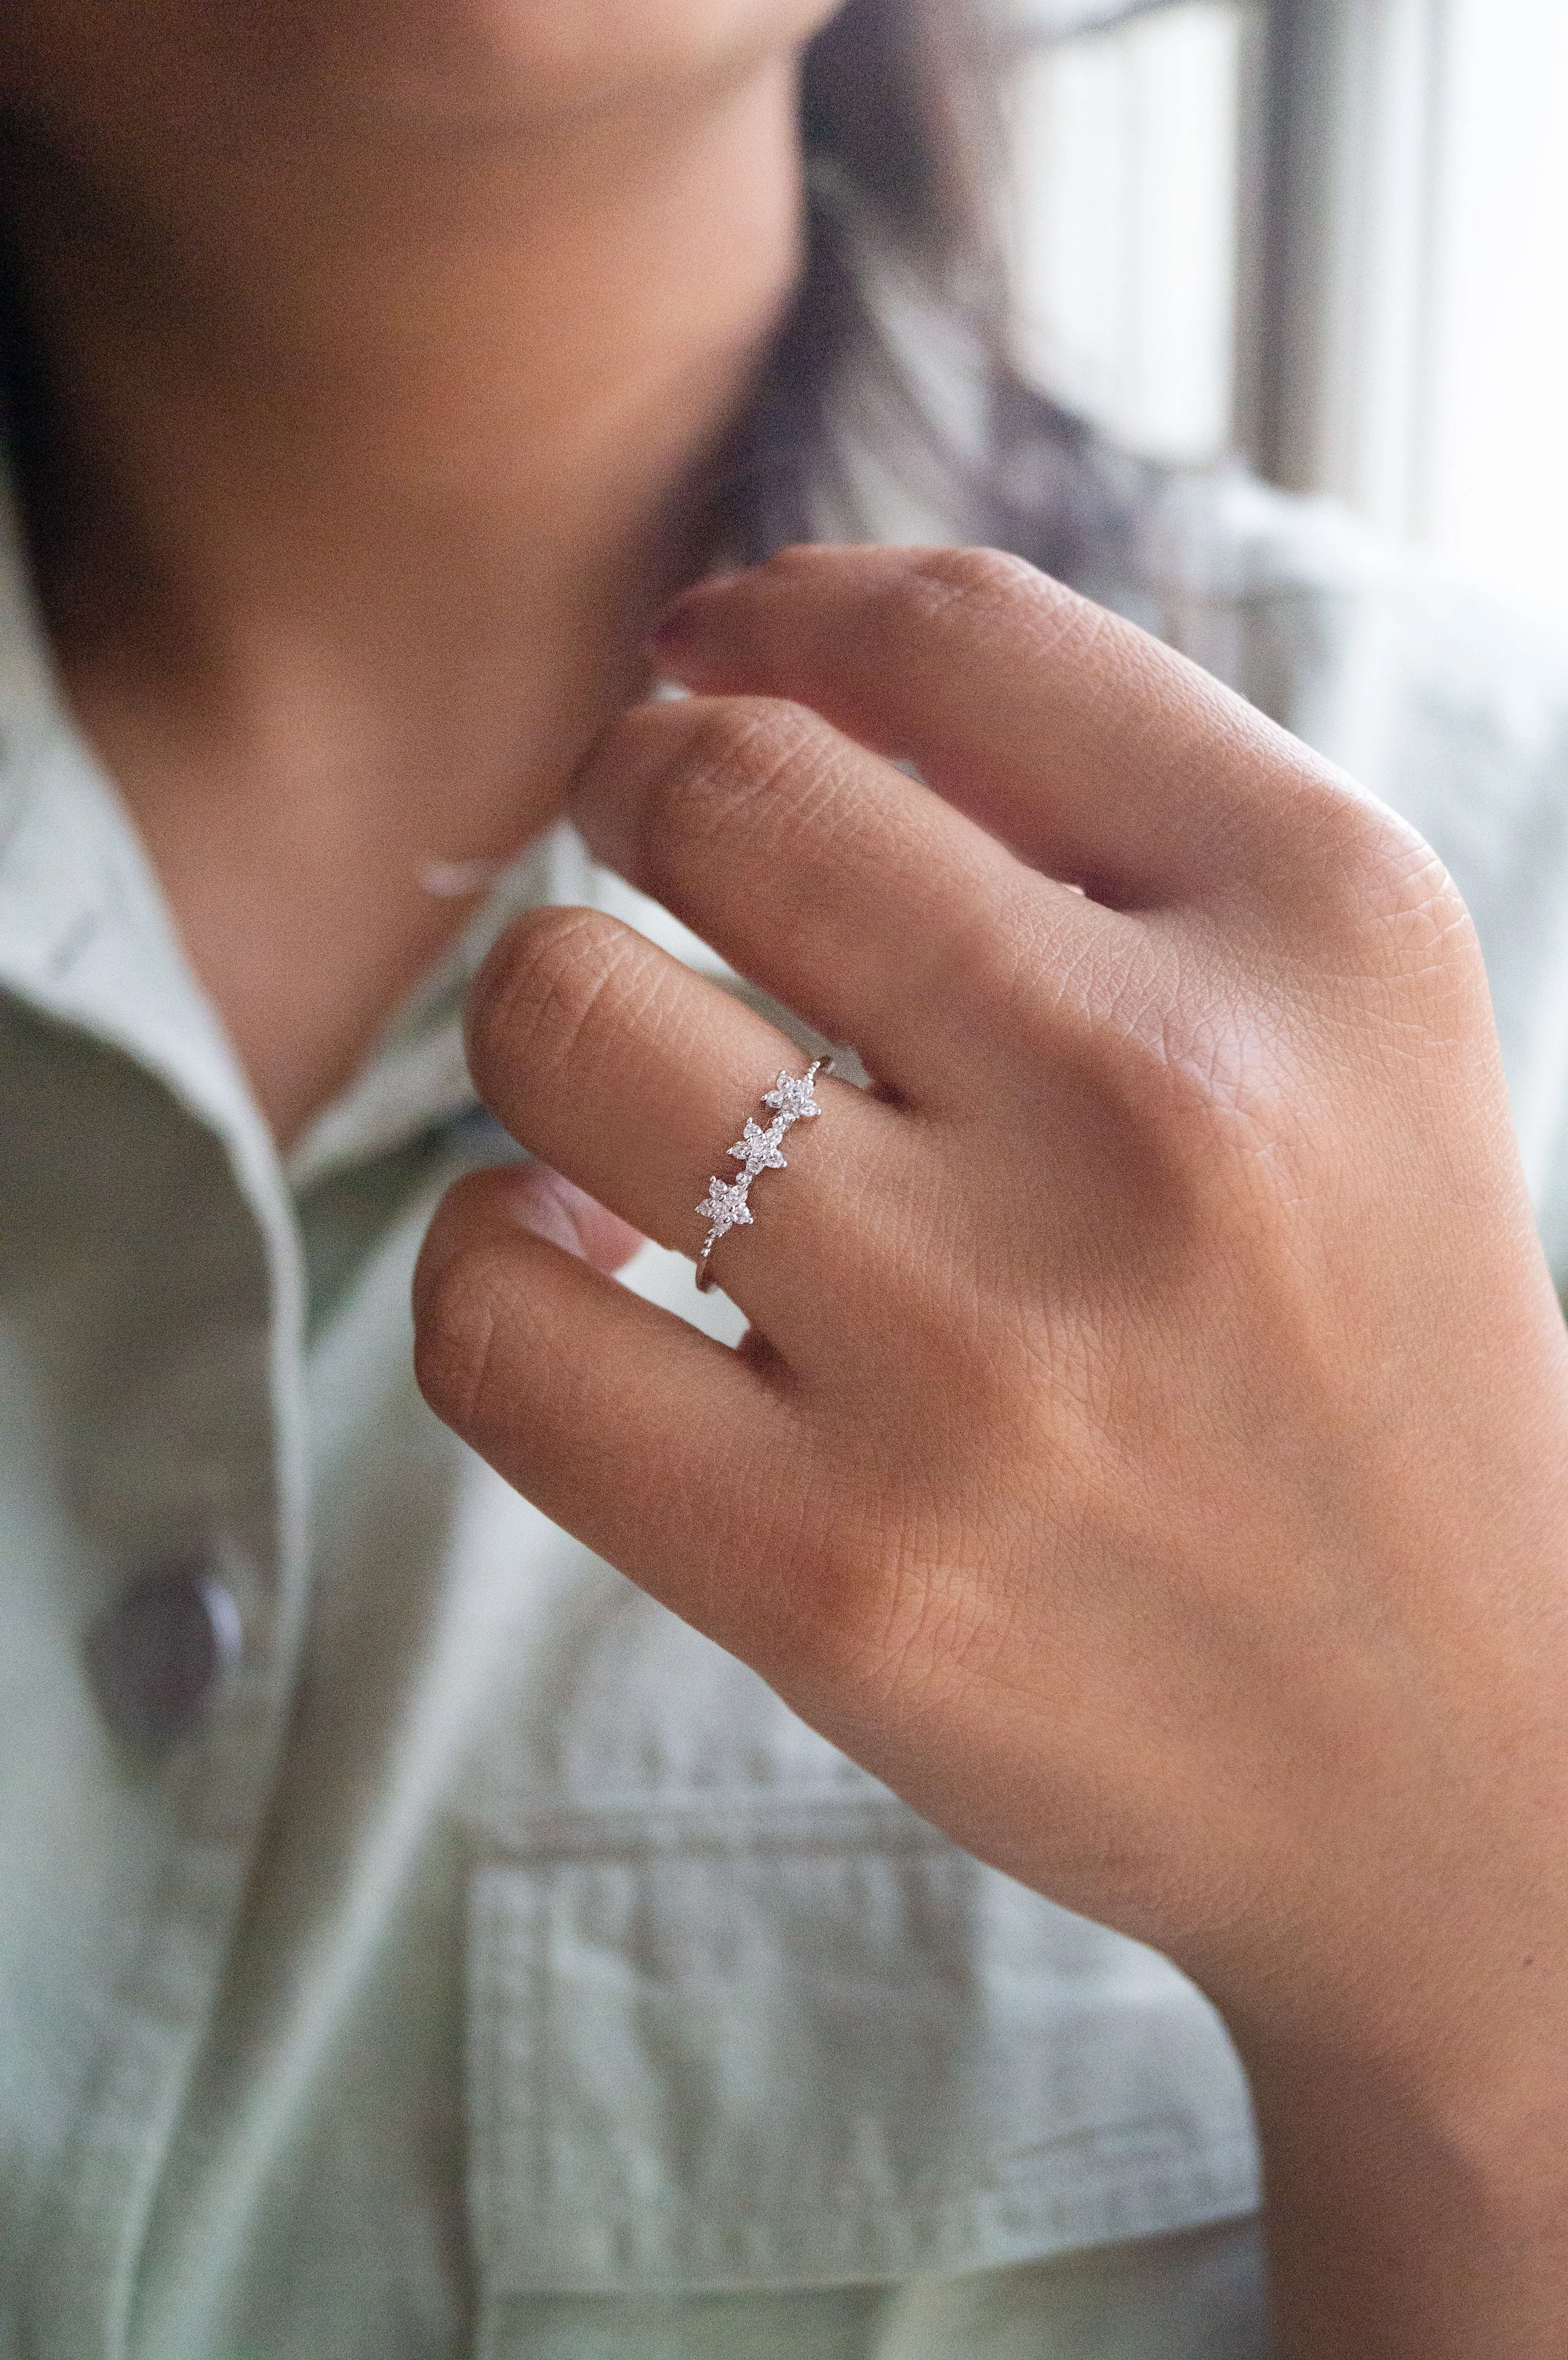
[501,1167,588,1260]
[648,575,738,671]
[502,1168,646,1275]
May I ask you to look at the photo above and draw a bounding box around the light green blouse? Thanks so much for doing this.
[5,455,1567,2359]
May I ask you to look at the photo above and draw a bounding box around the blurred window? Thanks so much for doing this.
[1003,1,1251,467]
[1004,0,1568,614]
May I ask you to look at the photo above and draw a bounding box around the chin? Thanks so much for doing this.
[4,0,843,144]
[247,0,844,125]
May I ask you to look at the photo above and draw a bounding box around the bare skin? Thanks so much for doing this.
[6,5,1568,2352]
[1,0,834,1142]
[417,550,1568,2357]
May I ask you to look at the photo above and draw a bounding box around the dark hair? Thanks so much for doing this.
[0,1,1135,586]
[730,0,1141,582]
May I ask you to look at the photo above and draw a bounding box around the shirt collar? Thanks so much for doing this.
[0,452,599,1192]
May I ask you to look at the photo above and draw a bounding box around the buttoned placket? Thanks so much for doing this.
[0,475,595,2354]
[0,715,317,2360]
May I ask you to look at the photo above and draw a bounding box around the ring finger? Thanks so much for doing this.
[465,901,908,1341]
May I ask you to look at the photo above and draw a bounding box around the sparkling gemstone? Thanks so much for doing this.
[762,1064,824,1124]
[697,1175,754,1241]
[730,1116,788,1175]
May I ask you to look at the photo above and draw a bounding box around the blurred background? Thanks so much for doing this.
[1002,0,1568,615]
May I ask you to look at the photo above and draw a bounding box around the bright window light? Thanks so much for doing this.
[1003,1,1249,467]
[1419,0,1568,612]
[1004,0,1568,621]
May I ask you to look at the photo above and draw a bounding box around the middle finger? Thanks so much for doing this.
[570,691,1106,1110]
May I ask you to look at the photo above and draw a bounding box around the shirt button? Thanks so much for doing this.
[84,1558,244,1746]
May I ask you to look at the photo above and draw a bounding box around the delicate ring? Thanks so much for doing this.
[695,1058,835,1292]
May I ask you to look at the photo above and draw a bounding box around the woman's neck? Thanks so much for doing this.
[4,57,803,1142]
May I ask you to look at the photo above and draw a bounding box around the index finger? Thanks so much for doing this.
[648,544,1351,909]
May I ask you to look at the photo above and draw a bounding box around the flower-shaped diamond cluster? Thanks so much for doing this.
[730,1116,788,1173]
[763,1069,826,1124]
[697,1059,828,1270]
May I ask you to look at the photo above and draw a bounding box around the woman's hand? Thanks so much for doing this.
[413,547,1568,2355]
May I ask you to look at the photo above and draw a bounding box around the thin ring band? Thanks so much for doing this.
[695,1058,835,1293]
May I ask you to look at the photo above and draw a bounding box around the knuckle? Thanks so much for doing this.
[736,542,1058,631]
[466,904,637,1096]
[897,545,1071,637]
[906,543,1044,607]
[861,545,1106,678]
[1288,784,1481,981]
[630,696,830,889]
